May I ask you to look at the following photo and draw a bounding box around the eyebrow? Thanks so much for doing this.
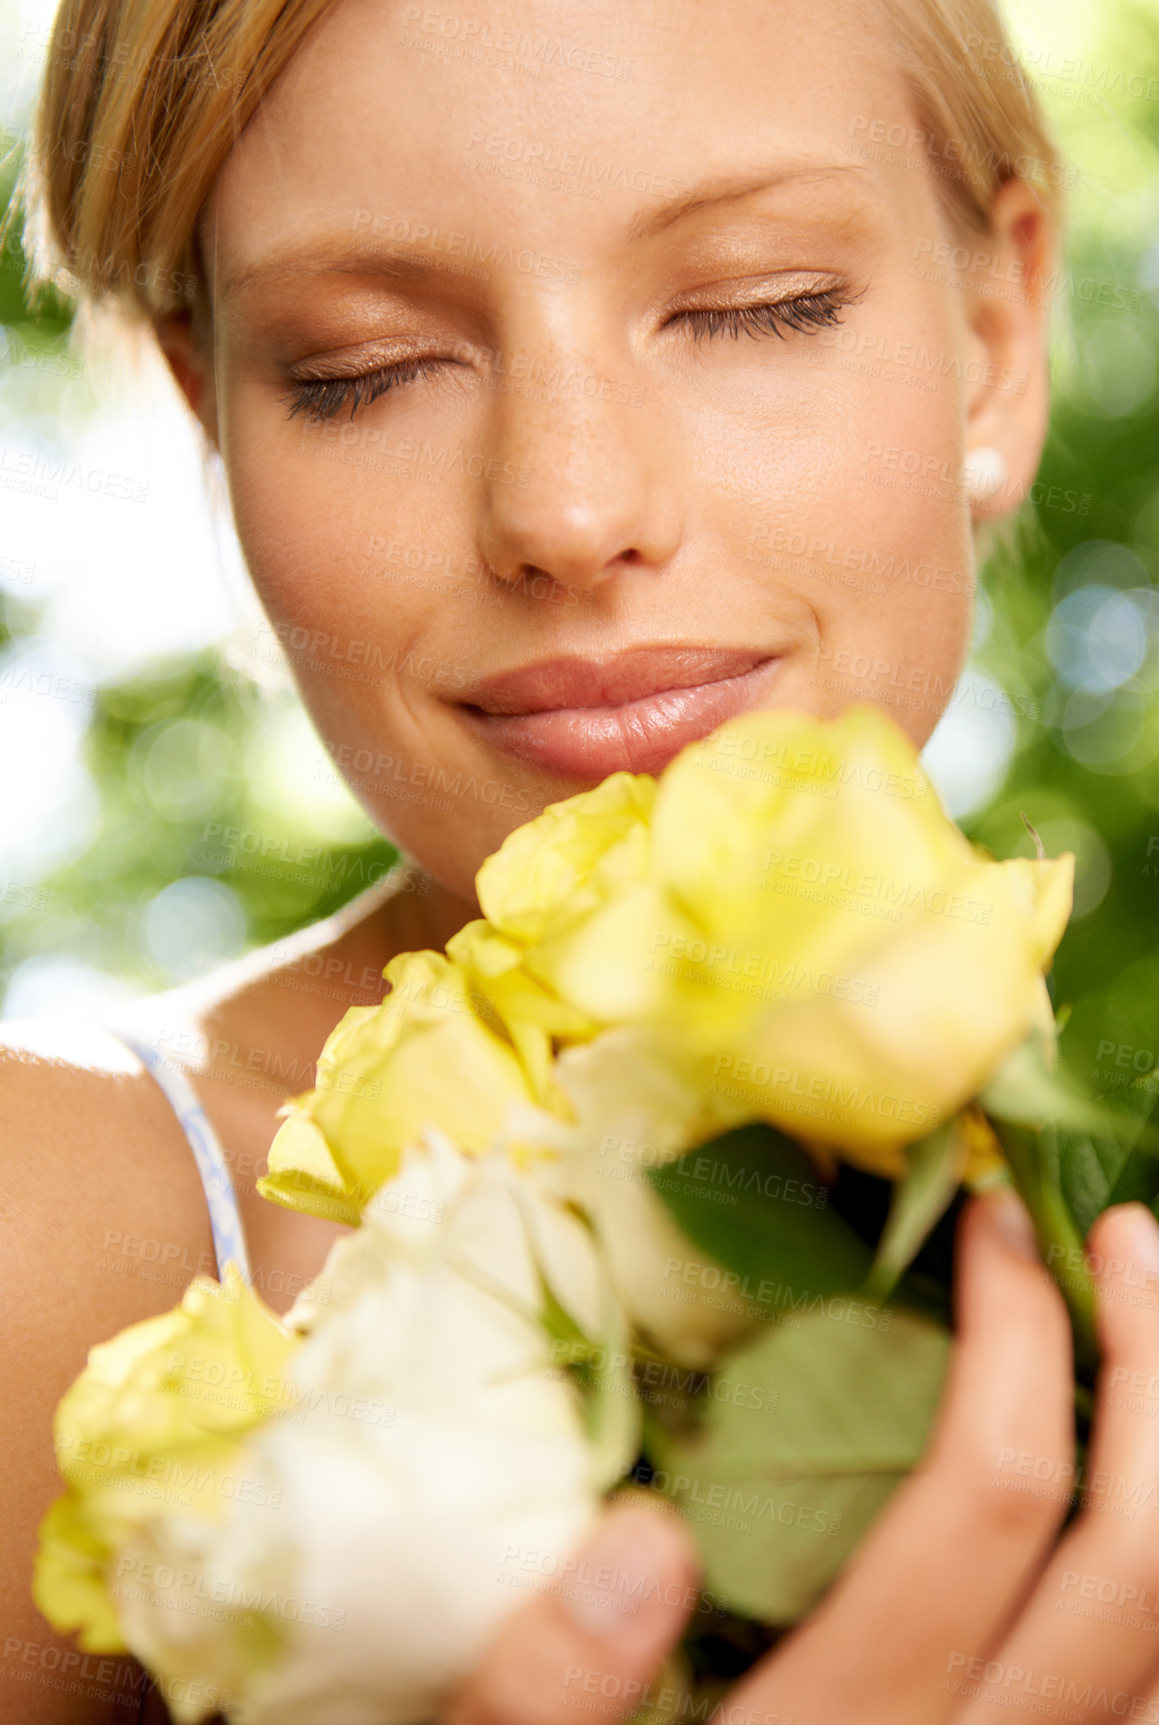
[219,245,434,305]
[625,162,877,244]
[217,161,877,304]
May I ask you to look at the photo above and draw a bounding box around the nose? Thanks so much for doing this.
[474,320,684,594]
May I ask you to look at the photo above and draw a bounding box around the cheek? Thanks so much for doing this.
[222,389,461,682]
[220,419,407,762]
[223,395,382,631]
[685,293,976,744]
[217,397,521,896]
[810,356,976,747]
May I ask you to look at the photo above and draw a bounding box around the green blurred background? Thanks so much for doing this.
[0,0,1157,1099]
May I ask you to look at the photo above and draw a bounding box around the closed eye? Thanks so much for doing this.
[669,287,860,343]
[280,357,445,424]
[282,286,863,424]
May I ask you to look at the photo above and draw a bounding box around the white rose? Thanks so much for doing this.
[515,1029,762,1370]
[112,1129,628,1725]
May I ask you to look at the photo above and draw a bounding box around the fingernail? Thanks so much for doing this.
[559,1509,686,1642]
[984,1189,1039,1261]
[1105,1203,1159,1276]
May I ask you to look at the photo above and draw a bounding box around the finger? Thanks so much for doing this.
[445,1500,701,1725]
[724,1188,1074,1725]
[955,1203,1159,1724]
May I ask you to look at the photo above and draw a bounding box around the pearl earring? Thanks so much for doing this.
[961,445,1009,503]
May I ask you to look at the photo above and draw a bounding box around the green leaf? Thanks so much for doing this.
[1101,1081,1159,1214]
[645,1123,873,1304]
[1107,1146,1159,1212]
[862,1123,961,1304]
[1039,1076,1159,1237]
[1058,1130,1134,1237]
[647,1305,950,1624]
[981,1034,1124,1138]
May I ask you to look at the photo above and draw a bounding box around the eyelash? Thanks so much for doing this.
[282,288,857,424]
[670,287,855,344]
[281,357,438,425]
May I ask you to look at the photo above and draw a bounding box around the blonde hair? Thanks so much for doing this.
[12,0,335,364]
[13,0,1065,361]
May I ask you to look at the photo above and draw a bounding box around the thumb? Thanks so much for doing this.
[446,1500,701,1725]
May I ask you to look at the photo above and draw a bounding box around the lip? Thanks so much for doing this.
[460,644,773,715]
[457,644,785,778]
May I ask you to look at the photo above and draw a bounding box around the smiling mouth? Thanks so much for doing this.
[458,644,774,715]
[457,650,785,779]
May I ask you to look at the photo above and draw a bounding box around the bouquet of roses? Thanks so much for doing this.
[34,704,1158,1723]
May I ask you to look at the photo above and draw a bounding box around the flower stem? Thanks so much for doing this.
[983,1118,1099,1381]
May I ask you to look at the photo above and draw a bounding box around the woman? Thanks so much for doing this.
[5,0,1158,1720]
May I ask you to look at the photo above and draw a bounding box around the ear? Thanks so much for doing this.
[153,310,220,453]
[958,176,1057,523]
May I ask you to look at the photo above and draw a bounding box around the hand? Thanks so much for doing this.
[442,1494,698,1725]
[446,1192,1159,1725]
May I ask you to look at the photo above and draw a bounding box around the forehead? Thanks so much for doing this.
[200,0,921,291]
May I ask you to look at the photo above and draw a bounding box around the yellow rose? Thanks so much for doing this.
[476,768,657,945]
[34,1266,294,1654]
[503,705,1073,1175]
[259,949,547,1224]
[444,916,600,1098]
[263,704,1074,1212]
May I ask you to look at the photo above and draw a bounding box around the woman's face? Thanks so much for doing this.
[187,0,1050,905]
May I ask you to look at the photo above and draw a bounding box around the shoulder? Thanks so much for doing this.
[0,1017,218,1288]
[0,1017,214,1723]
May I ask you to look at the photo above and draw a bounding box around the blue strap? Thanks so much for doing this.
[104,1023,252,1285]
